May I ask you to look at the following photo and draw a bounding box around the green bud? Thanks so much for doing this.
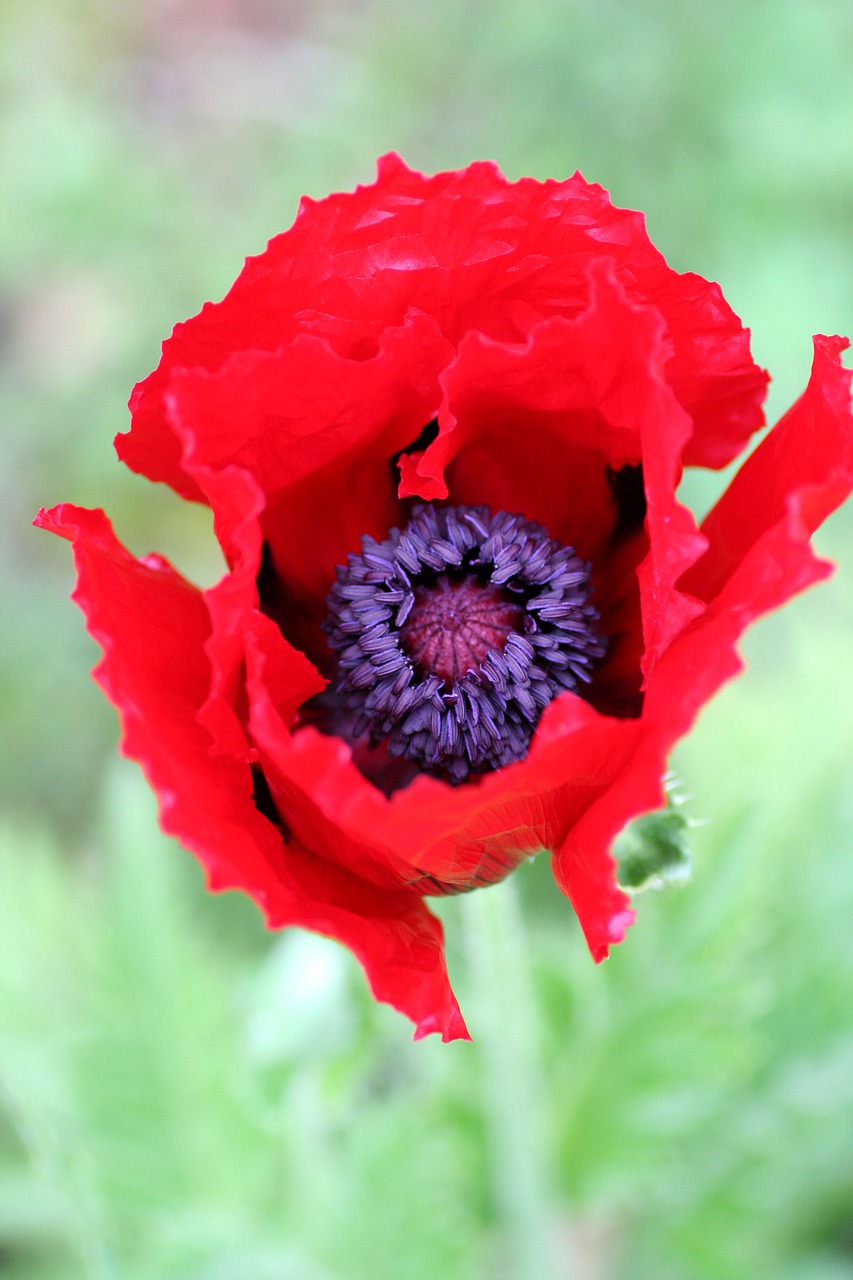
[614,778,694,893]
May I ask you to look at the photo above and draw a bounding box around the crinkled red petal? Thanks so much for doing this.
[684,335,853,604]
[242,600,643,919]
[166,314,453,497]
[645,334,853,742]
[407,260,707,675]
[120,155,766,496]
[164,313,453,652]
[553,334,853,958]
[185,459,326,760]
[33,504,468,1041]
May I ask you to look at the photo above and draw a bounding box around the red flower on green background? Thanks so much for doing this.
[37,155,853,1040]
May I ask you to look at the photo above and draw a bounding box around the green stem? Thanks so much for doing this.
[463,878,565,1280]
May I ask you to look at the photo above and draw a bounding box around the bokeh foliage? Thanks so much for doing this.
[3,0,853,1276]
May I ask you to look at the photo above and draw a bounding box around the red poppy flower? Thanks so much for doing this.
[36,155,853,1040]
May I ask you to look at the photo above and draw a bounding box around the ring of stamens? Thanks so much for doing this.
[324,503,606,784]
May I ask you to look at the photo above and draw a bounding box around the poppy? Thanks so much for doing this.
[37,156,853,1040]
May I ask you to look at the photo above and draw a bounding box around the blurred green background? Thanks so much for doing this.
[3,0,853,1276]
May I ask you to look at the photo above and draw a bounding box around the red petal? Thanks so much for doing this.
[558,336,852,957]
[120,156,765,497]
[201,462,327,759]
[244,595,557,892]
[652,272,768,470]
[684,335,853,605]
[33,503,278,889]
[408,261,706,671]
[246,595,645,933]
[260,837,470,1043]
[645,336,852,740]
[34,504,467,1041]
[165,314,453,652]
[166,314,452,497]
[548,699,702,959]
[553,798,638,961]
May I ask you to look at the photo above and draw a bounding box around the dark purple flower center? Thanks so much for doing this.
[324,504,606,784]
